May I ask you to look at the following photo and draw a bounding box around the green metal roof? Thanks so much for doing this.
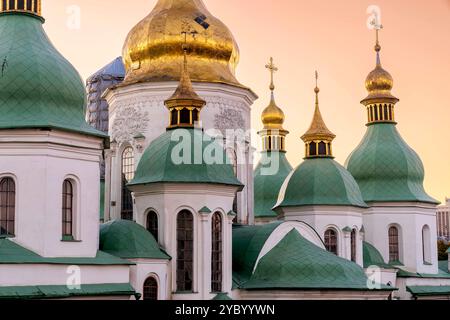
[346,123,438,204]
[211,293,232,300]
[275,158,368,209]
[240,229,388,290]
[199,206,212,214]
[0,13,106,138]
[407,286,450,297]
[100,220,170,260]
[438,260,449,273]
[363,241,392,269]
[232,222,283,285]
[0,239,133,265]
[129,128,243,188]
[254,151,293,218]
[0,283,135,300]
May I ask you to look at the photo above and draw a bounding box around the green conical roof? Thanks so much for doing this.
[0,13,105,137]
[129,128,243,188]
[100,220,170,260]
[275,158,368,209]
[254,151,293,218]
[235,228,385,290]
[346,123,438,204]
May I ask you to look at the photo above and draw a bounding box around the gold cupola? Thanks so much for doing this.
[301,72,336,158]
[122,0,241,87]
[362,27,399,125]
[165,44,206,129]
[0,0,42,18]
[258,58,289,152]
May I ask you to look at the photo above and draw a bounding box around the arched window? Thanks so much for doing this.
[121,147,134,221]
[388,226,400,263]
[62,180,74,239]
[211,212,223,293]
[0,177,15,237]
[143,277,158,300]
[309,142,317,156]
[318,141,327,156]
[146,211,158,241]
[351,229,357,262]
[177,210,194,292]
[324,229,338,255]
[422,225,431,264]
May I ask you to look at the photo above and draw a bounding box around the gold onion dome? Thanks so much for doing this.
[122,0,241,87]
[362,29,398,104]
[261,57,286,130]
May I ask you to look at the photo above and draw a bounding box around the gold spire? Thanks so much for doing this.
[165,37,206,129]
[0,0,42,18]
[302,72,335,158]
[259,57,288,152]
[362,26,399,124]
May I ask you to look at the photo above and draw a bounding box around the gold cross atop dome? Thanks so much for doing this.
[302,71,335,158]
[259,57,288,152]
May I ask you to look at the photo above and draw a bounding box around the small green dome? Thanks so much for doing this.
[346,124,438,204]
[100,220,170,260]
[363,241,391,268]
[254,151,293,218]
[0,13,105,137]
[233,226,378,290]
[129,128,243,187]
[275,158,368,208]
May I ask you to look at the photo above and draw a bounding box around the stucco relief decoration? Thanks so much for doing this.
[111,101,150,145]
[214,106,245,132]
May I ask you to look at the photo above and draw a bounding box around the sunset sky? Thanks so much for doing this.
[41,0,450,203]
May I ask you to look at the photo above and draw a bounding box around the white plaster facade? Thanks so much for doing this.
[104,81,257,226]
[128,182,239,300]
[362,202,439,274]
[128,258,171,300]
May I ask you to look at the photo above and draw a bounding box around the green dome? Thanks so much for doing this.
[100,220,170,260]
[275,158,368,208]
[233,226,381,290]
[0,13,105,137]
[346,123,438,204]
[129,128,243,187]
[363,241,391,268]
[254,151,293,218]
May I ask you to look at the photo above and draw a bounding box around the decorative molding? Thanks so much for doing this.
[111,101,150,145]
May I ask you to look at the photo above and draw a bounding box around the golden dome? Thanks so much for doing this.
[362,38,398,104]
[261,93,285,130]
[122,0,241,87]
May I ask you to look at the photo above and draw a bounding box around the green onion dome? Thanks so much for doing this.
[254,151,293,218]
[346,123,438,204]
[275,158,368,209]
[129,128,243,187]
[100,220,170,259]
[0,12,105,137]
[233,224,380,290]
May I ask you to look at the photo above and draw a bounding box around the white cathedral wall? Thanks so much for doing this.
[128,259,170,300]
[277,206,365,266]
[363,202,439,274]
[129,182,238,300]
[0,129,104,258]
[0,264,130,287]
[104,81,257,225]
[395,277,450,300]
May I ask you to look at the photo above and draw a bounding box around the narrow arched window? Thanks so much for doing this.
[324,229,338,255]
[318,141,327,156]
[121,147,134,221]
[351,229,357,262]
[143,277,158,300]
[388,226,400,263]
[177,210,194,292]
[62,180,74,239]
[0,177,15,237]
[309,142,317,156]
[211,212,223,293]
[422,225,431,264]
[146,211,158,241]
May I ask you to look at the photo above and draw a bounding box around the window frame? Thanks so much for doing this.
[0,177,16,238]
[143,276,159,301]
[211,212,223,293]
[324,228,338,255]
[146,210,159,242]
[121,146,135,221]
[62,179,75,241]
[176,210,194,293]
[388,226,400,263]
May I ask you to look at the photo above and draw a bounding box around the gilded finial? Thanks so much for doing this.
[373,25,383,66]
[265,57,278,92]
[314,70,320,94]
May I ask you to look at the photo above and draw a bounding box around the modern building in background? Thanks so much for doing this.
[437,199,450,240]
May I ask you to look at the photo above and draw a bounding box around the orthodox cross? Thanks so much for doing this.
[265,57,278,91]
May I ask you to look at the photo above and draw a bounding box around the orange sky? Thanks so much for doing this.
[41,0,450,203]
